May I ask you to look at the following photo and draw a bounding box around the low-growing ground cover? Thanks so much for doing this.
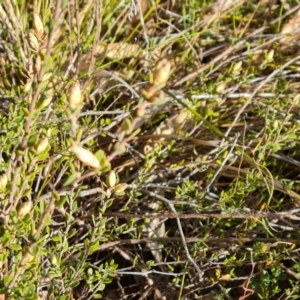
[1,0,300,299]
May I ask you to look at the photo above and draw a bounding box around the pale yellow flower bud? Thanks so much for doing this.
[106,170,116,188]
[28,30,39,51]
[136,105,145,117]
[112,183,128,194]
[17,201,33,217]
[143,85,157,99]
[34,55,42,73]
[147,90,165,104]
[22,252,35,265]
[232,61,242,74]
[24,80,32,93]
[266,49,274,62]
[216,83,227,93]
[0,173,8,190]
[153,59,171,87]
[35,137,49,153]
[72,143,100,169]
[68,82,82,111]
[32,13,44,38]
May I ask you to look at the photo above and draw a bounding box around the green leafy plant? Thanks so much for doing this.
[1,0,300,299]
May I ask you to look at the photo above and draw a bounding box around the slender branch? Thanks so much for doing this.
[103,209,300,221]
[98,236,297,251]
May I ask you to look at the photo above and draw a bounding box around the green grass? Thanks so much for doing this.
[1,0,300,299]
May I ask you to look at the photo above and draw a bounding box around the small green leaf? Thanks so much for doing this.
[52,190,60,200]
[4,273,14,285]
[44,56,54,73]
[95,149,106,162]
[72,201,78,212]
[113,143,126,154]
[68,161,77,174]
[129,128,141,139]
[118,131,126,142]
[9,243,22,251]
[44,214,52,226]
[63,240,69,251]
[16,149,25,156]
[51,235,61,242]
[63,175,77,186]
[167,264,174,271]
[90,240,99,253]
[28,135,38,147]
[38,80,49,92]
[67,228,77,239]
[146,260,155,266]
[123,118,132,133]
[99,218,106,228]
[100,159,111,173]
[69,281,80,288]
[55,196,67,208]
[105,198,114,208]
[28,244,39,255]
[22,107,30,116]
[35,146,51,161]
[1,231,11,247]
